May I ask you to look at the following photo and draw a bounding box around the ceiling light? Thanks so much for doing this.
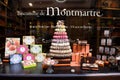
[29,3,33,7]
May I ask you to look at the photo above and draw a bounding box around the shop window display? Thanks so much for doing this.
[0,0,120,79]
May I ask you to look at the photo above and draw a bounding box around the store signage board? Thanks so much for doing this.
[5,38,20,57]
[10,54,22,64]
[17,45,29,54]
[30,45,42,54]
[23,36,35,45]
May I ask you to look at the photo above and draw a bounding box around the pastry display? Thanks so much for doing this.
[49,20,72,58]
[116,54,120,60]
[50,49,72,54]
[50,46,70,50]
[5,38,20,57]
[82,63,99,70]
[43,58,58,73]
[52,39,69,43]
[51,42,70,46]
[95,60,104,67]
[49,53,72,57]
[108,56,116,63]
[43,58,58,66]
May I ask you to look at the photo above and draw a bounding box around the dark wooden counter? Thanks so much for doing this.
[0,63,120,80]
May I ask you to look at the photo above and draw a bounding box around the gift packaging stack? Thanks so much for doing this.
[97,29,117,65]
[3,36,45,69]
[70,40,92,66]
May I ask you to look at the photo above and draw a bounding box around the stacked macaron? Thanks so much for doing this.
[49,20,72,58]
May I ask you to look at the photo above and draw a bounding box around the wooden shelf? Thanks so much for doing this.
[0,1,26,52]
[102,7,120,11]
[0,14,6,19]
[7,17,20,24]
[0,36,5,38]
[0,24,6,27]
[0,47,4,50]
[0,1,11,10]
[112,36,120,38]
[97,27,120,29]
[99,17,120,20]
[15,27,25,30]
[0,1,6,6]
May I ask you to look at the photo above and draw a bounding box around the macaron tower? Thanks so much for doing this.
[49,20,72,66]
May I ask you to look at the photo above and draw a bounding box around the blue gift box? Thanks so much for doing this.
[10,54,22,64]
